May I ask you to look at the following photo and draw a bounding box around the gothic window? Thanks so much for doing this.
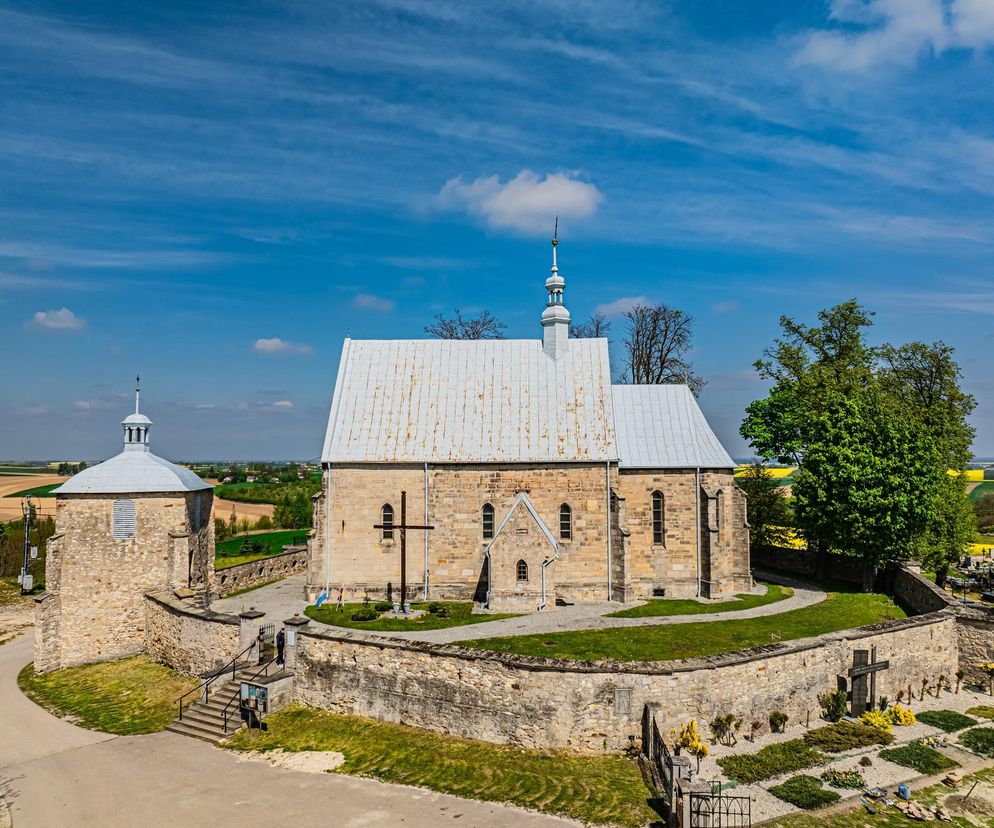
[559,503,572,540]
[652,490,665,544]
[112,499,136,539]
[381,503,394,540]
[482,503,495,539]
[516,559,528,582]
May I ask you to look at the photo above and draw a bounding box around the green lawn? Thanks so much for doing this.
[459,591,905,662]
[607,581,791,618]
[18,655,198,734]
[969,481,994,502]
[762,766,994,827]
[305,601,519,631]
[4,482,60,498]
[215,551,286,570]
[216,529,307,557]
[225,705,656,827]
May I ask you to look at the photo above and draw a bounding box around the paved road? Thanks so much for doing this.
[0,635,575,828]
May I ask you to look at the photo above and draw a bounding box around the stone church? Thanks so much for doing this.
[307,240,750,610]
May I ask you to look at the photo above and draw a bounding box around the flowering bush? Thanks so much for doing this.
[673,718,709,770]
[859,709,894,733]
[887,704,917,726]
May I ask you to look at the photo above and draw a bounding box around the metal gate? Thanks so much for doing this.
[687,789,751,828]
[257,622,276,664]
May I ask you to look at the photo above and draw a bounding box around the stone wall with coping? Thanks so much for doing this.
[144,591,240,675]
[750,545,864,584]
[215,547,307,597]
[294,611,957,752]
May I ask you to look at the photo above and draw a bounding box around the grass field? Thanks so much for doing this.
[4,482,60,498]
[226,705,657,827]
[305,601,519,631]
[214,478,320,504]
[970,481,994,502]
[216,530,306,558]
[607,581,791,618]
[18,656,197,734]
[459,590,904,662]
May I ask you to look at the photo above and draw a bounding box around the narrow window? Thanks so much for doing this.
[192,496,202,532]
[559,503,572,540]
[381,504,394,540]
[112,499,136,539]
[652,490,664,544]
[516,559,528,582]
[127,427,133,442]
[716,490,724,537]
[482,503,495,539]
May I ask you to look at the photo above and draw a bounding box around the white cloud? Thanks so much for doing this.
[28,307,85,331]
[271,399,294,409]
[796,0,994,72]
[73,399,114,411]
[353,293,395,312]
[435,170,602,234]
[595,295,649,317]
[252,337,314,356]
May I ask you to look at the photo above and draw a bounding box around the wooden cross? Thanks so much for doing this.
[373,490,434,610]
[846,646,889,716]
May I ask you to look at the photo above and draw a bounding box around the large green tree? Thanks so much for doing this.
[741,301,974,588]
[734,463,794,550]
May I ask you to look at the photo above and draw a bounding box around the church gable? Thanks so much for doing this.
[486,492,558,611]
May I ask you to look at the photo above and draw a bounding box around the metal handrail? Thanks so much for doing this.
[221,657,275,733]
[176,641,256,721]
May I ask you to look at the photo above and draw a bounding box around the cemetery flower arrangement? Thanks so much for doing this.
[820,768,865,789]
[887,703,917,726]
[859,709,893,733]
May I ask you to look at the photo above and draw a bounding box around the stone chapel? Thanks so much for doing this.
[307,239,751,610]
[34,382,215,672]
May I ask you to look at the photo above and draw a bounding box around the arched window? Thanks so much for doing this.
[482,503,495,539]
[516,559,528,582]
[559,503,572,540]
[652,491,665,544]
[380,503,394,540]
[126,427,133,442]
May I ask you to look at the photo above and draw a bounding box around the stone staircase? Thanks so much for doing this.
[166,662,272,744]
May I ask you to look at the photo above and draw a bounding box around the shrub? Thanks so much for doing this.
[887,704,917,727]
[350,606,378,622]
[859,710,893,733]
[966,705,994,720]
[821,769,865,789]
[769,710,789,733]
[768,775,840,810]
[960,727,994,758]
[717,740,824,784]
[427,601,444,614]
[880,742,958,774]
[858,756,873,767]
[803,721,894,753]
[674,719,709,771]
[916,710,977,733]
[710,714,741,746]
[374,602,393,612]
[817,689,848,723]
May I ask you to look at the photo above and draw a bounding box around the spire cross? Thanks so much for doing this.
[135,374,141,414]
[551,216,558,271]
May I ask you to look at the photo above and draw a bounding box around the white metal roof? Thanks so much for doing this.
[322,338,617,463]
[55,450,212,495]
[612,384,735,469]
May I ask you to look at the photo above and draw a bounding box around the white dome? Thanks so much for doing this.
[55,450,211,495]
[122,413,152,426]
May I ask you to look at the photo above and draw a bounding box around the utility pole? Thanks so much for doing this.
[20,495,33,594]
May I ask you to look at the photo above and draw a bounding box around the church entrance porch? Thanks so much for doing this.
[484,493,558,612]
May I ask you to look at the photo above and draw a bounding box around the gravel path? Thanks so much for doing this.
[210,571,827,647]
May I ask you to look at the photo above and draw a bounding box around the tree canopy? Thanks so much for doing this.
[424,309,506,340]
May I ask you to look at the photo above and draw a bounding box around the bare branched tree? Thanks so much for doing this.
[570,312,612,339]
[424,309,506,340]
[621,303,705,394]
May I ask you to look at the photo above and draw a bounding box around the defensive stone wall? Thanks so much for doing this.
[215,547,307,597]
[750,545,864,584]
[294,611,957,752]
[144,591,240,675]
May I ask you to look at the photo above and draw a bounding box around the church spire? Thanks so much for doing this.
[122,375,152,452]
[541,219,570,360]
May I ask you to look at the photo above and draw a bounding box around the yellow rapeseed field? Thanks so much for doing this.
[734,466,796,478]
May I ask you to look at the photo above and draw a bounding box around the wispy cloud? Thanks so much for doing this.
[73,399,115,411]
[28,307,86,331]
[595,295,648,317]
[252,337,314,356]
[353,293,396,312]
[435,170,602,234]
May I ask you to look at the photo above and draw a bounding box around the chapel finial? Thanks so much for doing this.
[135,374,141,415]
[541,220,569,359]
[551,216,558,272]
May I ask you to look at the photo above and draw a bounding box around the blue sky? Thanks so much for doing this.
[3,0,994,462]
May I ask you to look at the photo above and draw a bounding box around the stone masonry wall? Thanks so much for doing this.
[144,591,240,675]
[310,463,617,604]
[35,491,214,671]
[215,547,307,597]
[295,612,957,752]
